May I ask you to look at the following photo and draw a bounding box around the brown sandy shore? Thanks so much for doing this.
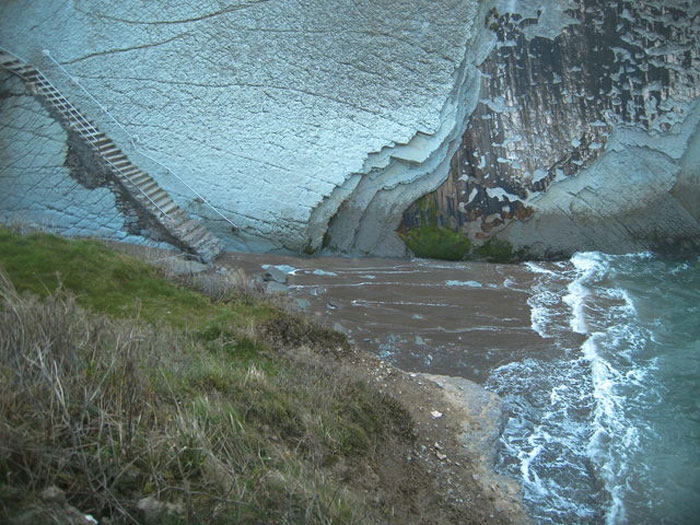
[110,243,531,525]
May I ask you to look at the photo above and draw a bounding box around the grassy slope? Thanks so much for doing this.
[0,229,415,524]
[0,229,271,328]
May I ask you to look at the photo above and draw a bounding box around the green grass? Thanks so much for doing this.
[0,229,416,524]
[0,228,273,329]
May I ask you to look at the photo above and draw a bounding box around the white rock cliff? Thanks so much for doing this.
[0,0,484,255]
[1,0,698,257]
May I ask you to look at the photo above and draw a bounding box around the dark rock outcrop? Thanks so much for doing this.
[401,0,700,258]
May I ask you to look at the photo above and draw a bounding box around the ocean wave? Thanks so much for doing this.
[488,251,668,524]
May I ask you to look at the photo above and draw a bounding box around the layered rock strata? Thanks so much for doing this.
[1,0,483,255]
[1,0,698,257]
[1,50,222,262]
[402,0,700,257]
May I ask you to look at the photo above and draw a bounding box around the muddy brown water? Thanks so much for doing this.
[221,253,555,383]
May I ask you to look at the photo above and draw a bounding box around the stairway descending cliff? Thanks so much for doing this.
[0,50,222,263]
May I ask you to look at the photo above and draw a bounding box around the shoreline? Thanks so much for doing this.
[1,231,530,524]
[120,242,532,523]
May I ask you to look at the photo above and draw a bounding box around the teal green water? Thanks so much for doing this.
[487,253,700,524]
[605,254,700,523]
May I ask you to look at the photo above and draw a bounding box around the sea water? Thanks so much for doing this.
[224,250,700,523]
[486,253,700,524]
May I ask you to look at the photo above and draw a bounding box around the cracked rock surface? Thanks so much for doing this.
[1,0,482,254]
[3,0,697,257]
[0,73,164,245]
[402,0,700,257]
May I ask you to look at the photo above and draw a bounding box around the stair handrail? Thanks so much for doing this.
[0,44,236,229]
[0,46,174,218]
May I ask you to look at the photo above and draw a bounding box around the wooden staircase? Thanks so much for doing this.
[0,50,223,263]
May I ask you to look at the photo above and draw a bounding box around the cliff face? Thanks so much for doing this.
[1,0,698,258]
[402,0,700,258]
[0,0,482,255]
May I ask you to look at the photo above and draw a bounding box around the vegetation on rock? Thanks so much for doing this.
[475,238,515,263]
[399,196,471,261]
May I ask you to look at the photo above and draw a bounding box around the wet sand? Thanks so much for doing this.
[222,253,550,383]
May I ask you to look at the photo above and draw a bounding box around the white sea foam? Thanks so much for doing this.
[524,263,568,339]
[261,263,297,274]
[562,252,608,334]
[444,279,482,287]
[524,261,557,275]
[527,289,560,338]
[489,251,660,524]
[311,269,338,277]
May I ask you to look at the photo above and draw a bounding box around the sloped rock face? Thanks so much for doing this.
[2,1,698,257]
[402,0,700,258]
[0,0,484,255]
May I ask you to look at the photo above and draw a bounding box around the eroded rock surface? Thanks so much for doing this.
[420,373,527,521]
[1,0,482,254]
[402,0,700,257]
[1,0,698,257]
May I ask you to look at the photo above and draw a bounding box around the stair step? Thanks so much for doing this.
[144,186,168,203]
[121,164,140,173]
[81,124,100,135]
[108,156,128,165]
[67,114,88,126]
[64,107,84,118]
[97,145,118,155]
[30,74,50,84]
[177,220,199,234]
[130,169,150,180]
[139,180,159,194]
[161,201,179,215]
[147,188,168,201]
[103,149,125,160]
[182,228,207,244]
[181,226,205,241]
[78,127,101,140]
[121,174,145,188]
[55,102,76,113]
[97,147,119,158]
[51,100,71,110]
[101,145,121,154]
[126,171,148,184]
[87,131,106,141]
[1,58,22,68]
[70,115,91,128]
[181,223,204,237]
[32,78,53,89]
[135,187,156,202]
[42,90,61,100]
[167,208,187,222]
[185,224,207,237]
[2,63,24,73]
[96,145,116,155]
[119,172,142,185]
[152,193,172,208]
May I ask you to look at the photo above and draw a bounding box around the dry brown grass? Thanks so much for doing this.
[0,266,413,524]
